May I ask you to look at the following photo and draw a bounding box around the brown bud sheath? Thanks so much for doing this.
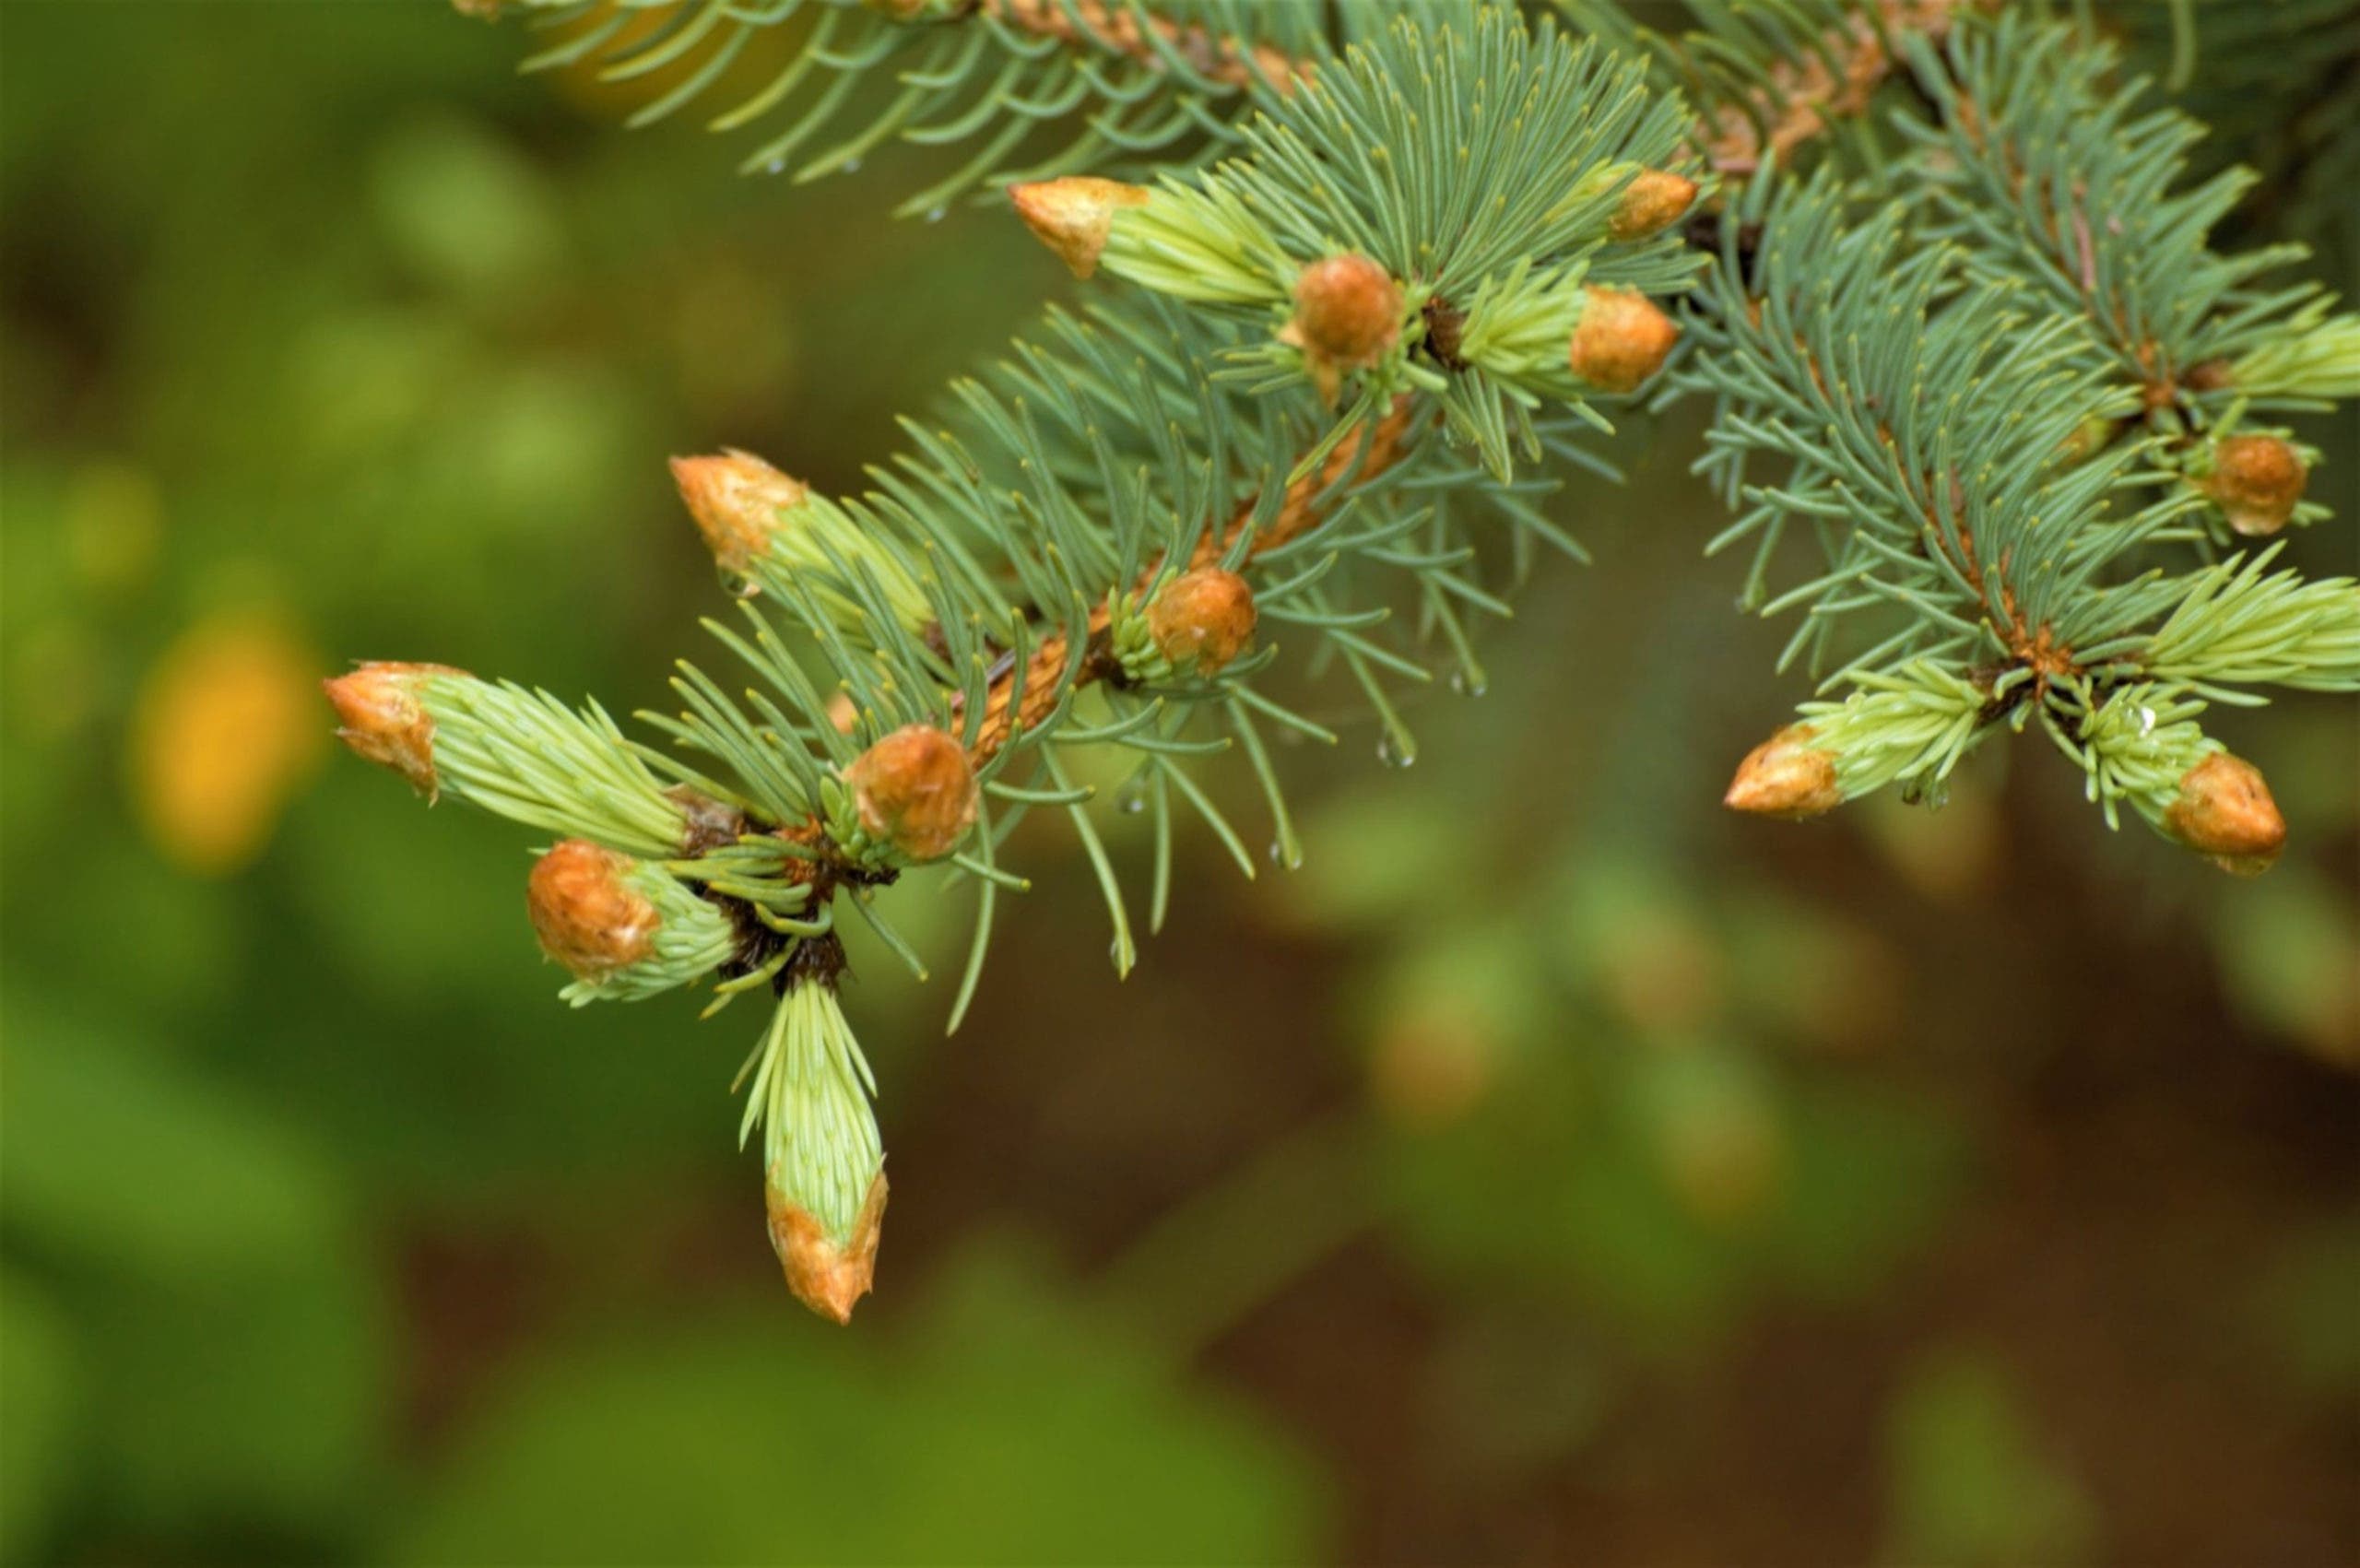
[1723,723,1843,819]
[1147,567,1257,676]
[768,1168,887,1325]
[1569,287,1681,395]
[1009,177,1149,279]
[527,840,659,981]
[2163,752,2286,876]
[670,449,808,573]
[844,724,978,861]
[323,661,464,799]
[2197,434,2307,536]
[1608,170,1700,242]
[1291,254,1401,365]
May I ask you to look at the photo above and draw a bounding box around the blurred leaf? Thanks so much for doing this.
[0,1000,345,1281]
[2251,1212,2360,1397]
[1884,1346,2097,1566]
[2211,865,2360,1067]
[369,112,564,301]
[396,1240,1328,1566]
[79,1243,388,1536]
[0,1272,78,1565]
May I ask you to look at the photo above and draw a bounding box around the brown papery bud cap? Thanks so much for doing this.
[670,449,808,573]
[527,840,659,981]
[1291,254,1401,366]
[1147,567,1257,676]
[767,1168,887,1325]
[1569,287,1681,395]
[1009,177,1149,279]
[1608,170,1700,241]
[323,660,465,799]
[2164,752,2286,875]
[844,724,978,862]
[1723,723,1842,819]
[2199,434,2307,537]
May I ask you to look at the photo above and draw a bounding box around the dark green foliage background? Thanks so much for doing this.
[2,5,2354,1563]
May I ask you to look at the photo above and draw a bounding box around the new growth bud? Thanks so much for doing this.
[844,724,978,862]
[1009,176,1150,279]
[323,661,467,799]
[1146,567,1257,677]
[768,1166,888,1325]
[2193,433,2308,537]
[1608,170,1700,241]
[2163,752,2285,876]
[528,839,657,982]
[745,971,887,1323]
[1568,287,1681,395]
[1280,253,1402,402]
[670,448,809,574]
[1724,724,1843,819]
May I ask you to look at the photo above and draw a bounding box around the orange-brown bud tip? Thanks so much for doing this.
[1290,254,1402,367]
[2198,434,2307,537]
[766,1169,887,1325]
[844,724,977,862]
[1009,177,1148,280]
[1147,567,1257,676]
[323,661,460,798]
[670,449,808,573]
[1569,287,1681,395]
[823,691,859,737]
[1723,723,1843,819]
[1608,170,1700,242]
[2164,752,2285,876]
[526,840,658,981]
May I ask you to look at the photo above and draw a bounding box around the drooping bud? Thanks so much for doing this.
[767,1166,888,1325]
[527,840,658,982]
[1280,254,1402,402]
[1568,287,1681,395]
[843,724,977,862]
[1723,723,1843,820]
[670,449,809,575]
[2162,752,2286,876]
[323,661,467,799]
[1607,170,1700,242]
[1146,567,1257,677]
[1009,176,1150,280]
[742,967,887,1323]
[2193,433,2308,537]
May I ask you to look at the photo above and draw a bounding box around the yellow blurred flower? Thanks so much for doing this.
[129,611,326,875]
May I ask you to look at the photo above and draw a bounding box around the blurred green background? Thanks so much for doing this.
[3,5,2355,1563]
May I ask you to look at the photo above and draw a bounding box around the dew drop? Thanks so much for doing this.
[1375,734,1415,768]
[842,157,863,172]
[2136,704,2156,736]
[1115,779,1147,814]
[716,564,760,600]
[1448,669,1489,697]
[925,206,948,224]
[764,158,785,176]
[1268,839,1302,869]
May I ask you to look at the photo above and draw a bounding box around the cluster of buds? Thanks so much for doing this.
[1279,253,1404,404]
[1721,723,1844,819]
[2161,751,2286,877]
[831,723,979,865]
[1111,565,1258,684]
[669,449,933,635]
[2188,432,2310,537]
[1567,286,1682,395]
[526,838,737,1004]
